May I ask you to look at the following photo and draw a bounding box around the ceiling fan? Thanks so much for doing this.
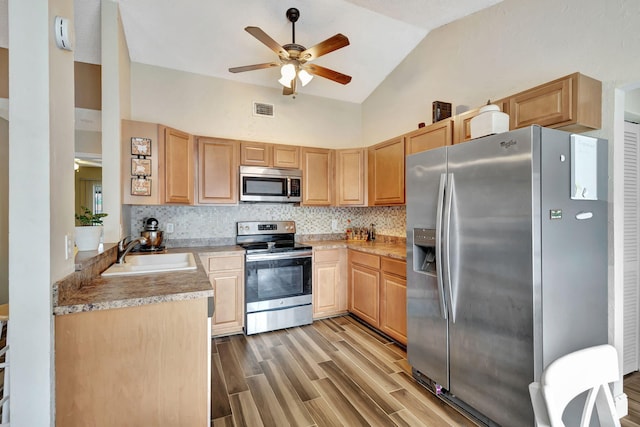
[229,7,352,96]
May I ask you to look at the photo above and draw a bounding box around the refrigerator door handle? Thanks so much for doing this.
[444,173,456,323]
[435,173,447,319]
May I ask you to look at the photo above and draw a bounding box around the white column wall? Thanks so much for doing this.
[8,0,75,424]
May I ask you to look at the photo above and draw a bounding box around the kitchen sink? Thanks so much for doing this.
[101,252,197,277]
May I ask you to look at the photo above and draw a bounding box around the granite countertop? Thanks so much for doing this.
[54,247,218,316]
[303,239,407,261]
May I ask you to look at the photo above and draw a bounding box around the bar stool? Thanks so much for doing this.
[0,304,9,426]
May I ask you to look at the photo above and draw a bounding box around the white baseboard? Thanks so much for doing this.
[615,392,628,418]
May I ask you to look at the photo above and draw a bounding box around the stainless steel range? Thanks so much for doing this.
[236,221,313,335]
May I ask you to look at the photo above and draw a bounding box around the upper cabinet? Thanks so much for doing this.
[406,118,453,154]
[368,137,405,206]
[301,147,334,206]
[162,126,194,205]
[336,148,367,206]
[197,137,239,205]
[240,141,300,169]
[508,72,601,133]
[273,144,300,169]
[453,108,480,145]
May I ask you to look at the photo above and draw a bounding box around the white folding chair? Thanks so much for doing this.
[529,344,620,427]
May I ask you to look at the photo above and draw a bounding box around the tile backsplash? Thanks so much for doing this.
[125,204,406,246]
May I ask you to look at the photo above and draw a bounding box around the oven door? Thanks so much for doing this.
[245,251,312,311]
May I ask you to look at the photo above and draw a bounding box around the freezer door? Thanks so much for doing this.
[445,128,536,427]
[406,147,449,389]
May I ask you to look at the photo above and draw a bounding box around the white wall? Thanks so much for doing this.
[626,88,640,122]
[0,117,6,305]
[9,0,75,424]
[129,63,362,149]
[362,0,640,145]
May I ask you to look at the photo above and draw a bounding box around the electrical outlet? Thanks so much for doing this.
[65,234,73,260]
[166,223,175,233]
[331,219,338,232]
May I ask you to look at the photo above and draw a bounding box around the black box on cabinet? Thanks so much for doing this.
[432,101,452,123]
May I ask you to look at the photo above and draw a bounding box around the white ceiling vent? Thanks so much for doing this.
[253,102,275,118]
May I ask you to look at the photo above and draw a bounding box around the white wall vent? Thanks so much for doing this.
[253,102,275,118]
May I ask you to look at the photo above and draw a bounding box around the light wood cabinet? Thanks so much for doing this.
[508,72,601,133]
[405,119,453,155]
[301,147,334,206]
[348,250,381,327]
[313,248,347,319]
[348,250,407,344]
[240,141,271,167]
[240,141,300,169]
[453,108,481,145]
[55,298,209,426]
[379,257,407,345]
[336,148,367,206]
[162,126,194,204]
[273,144,300,169]
[197,137,238,204]
[368,137,405,205]
[205,253,244,336]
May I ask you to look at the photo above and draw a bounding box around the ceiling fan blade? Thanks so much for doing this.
[245,26,290,59]
[305,64,352,85]
[299,34,350,62]
[229,62,280,73]
[283,79,296,96]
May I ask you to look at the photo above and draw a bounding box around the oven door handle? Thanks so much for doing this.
[246,250,313,262]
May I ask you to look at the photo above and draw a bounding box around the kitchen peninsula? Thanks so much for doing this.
[53,246,213,427]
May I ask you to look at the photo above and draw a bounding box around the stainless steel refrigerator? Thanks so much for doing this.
[406,126,608,426]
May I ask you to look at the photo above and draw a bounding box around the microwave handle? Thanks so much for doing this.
[287,177,291,198]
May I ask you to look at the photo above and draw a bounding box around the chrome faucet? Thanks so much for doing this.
[116,236,148,264]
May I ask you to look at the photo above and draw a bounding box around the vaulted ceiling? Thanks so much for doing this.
[1,0,503,103]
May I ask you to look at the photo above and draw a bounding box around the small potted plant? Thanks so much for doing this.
[74,206,108,251]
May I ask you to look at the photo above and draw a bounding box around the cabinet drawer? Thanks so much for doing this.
[381,257,406,278]
[208,255,243,272]
[349,250,380,269]
[314,249,340,263]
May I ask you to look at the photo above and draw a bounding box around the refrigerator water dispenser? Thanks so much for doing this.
[413,228,437,276]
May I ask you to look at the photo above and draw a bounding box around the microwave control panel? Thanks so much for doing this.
[290,179,301,197]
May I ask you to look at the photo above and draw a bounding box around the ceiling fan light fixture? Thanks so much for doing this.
[279,63,296,83]
[298,69,313,86]
[278,75,293,88]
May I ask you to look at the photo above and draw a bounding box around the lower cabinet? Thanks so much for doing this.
[204,252,244,336]
[379,258,407,345]
[313,247,348,319]
[348,249,407,345]
[55,298,209,426]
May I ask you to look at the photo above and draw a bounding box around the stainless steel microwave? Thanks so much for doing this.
[239,166,302,203]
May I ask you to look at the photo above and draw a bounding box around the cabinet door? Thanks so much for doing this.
[163,126,194,204]
[336,148,366,206]
[240,141,271,166]
[368,137,405,205]
[301,147,334,206]
[197,137,238,204]
[273,144,300,169]
[208,270,244,335]
[406,119,453,155]
[349,263,380,327]
[508,73,601,133]
[380,266,407,345]
[453,108,480,145]
[313,248,347,319]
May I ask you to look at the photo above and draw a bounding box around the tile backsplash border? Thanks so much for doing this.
[124,204,406,245]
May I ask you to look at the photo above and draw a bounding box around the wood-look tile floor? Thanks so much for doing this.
[623,371,640,427]
[211,315,480,427]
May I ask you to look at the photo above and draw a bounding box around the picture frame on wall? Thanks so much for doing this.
[131,178,152,196]
[131,137,152,156]
[131,158,151,176]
